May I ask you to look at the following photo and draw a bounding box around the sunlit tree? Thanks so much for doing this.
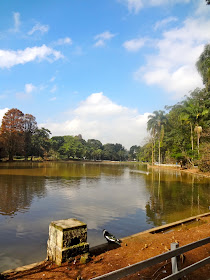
[0,108,24,160]
[23,114,37,160]
[196,44,210,90]
[147,110,167,165]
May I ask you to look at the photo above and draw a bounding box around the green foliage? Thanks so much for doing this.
[129,145,140,160]
[196,44,210,89]
[31,128,51,159]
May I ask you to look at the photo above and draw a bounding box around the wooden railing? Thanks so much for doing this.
[90,237,210,280]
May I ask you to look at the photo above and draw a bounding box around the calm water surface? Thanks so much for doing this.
[0,162,209,271]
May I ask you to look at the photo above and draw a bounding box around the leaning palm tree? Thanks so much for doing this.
[147,110,167,165]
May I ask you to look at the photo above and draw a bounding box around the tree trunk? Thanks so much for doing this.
[190,122,194,152]
[197,133,200,155]
[159,139,161,165]
[9,153,13,161]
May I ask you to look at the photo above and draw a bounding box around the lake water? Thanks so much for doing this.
[0,162,209,271]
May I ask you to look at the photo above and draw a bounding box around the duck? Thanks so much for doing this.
[103,229,121,246]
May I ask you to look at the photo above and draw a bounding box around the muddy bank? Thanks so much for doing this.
[148,164,210,178]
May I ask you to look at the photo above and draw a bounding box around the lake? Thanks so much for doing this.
[0,161,209,271]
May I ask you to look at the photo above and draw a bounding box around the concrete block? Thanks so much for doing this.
[47,218,89,265]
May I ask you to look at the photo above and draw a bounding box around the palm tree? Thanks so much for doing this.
[147,110,167,165]
[147,116,157,165]
[180,98,208,158]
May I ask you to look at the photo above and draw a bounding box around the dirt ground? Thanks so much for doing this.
[2,214,210,280]
[148,165,210,178]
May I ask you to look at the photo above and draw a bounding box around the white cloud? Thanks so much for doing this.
[135,17,210,98]
[118,0,191,13]
[154,17,178,30]
[40,92,150,148]
[195,0,210,15]
[50,85,57,93]
[50,76,56,82]
[28,23,49,35]
[149,0,190,5]
[118,0,143,14]
[54,37,72,46]
[94,31,116,47]
[15,83,37,100]
[0,108,9,123]
[25,83,36,93]
[123,38,146,52]
[0,44,63,69]
[50,97,57,101]
[12,12,21,32]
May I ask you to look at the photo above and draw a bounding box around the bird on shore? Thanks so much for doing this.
[103,229,121,246]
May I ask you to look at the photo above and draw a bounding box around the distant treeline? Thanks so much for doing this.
[0,109,138,161]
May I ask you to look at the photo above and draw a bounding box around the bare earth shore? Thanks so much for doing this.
[2,214,210,280]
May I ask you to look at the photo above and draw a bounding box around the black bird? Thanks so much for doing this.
[103,229,121,245]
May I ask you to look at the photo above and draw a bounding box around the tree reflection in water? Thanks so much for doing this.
[0,175,46,216]
[145,168,210,226]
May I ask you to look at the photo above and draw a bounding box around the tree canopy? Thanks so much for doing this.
[144,44,210,170]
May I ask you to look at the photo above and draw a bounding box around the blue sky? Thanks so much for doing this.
[0,0,209,148]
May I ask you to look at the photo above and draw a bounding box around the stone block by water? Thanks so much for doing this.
[47,218,89,265]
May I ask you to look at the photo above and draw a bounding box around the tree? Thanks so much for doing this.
[86,139,103,160]
[23,114,37,160]
[129,145,140,161]
[164,104,190,163]
[31,128,51,159]
[147,115,158,165]
[196,44,210,90]
[0,108,24,160]
[147,110,167,165]
[180,96,208,158]
[59,136,81,159]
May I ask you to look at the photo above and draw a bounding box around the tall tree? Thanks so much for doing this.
[31,128,51,159]
[0,108,24,160]
[196,44,210,90]
[147,115,157,165]
[23,114,37,160]
[147,110,167,165]
[180,97,208,158]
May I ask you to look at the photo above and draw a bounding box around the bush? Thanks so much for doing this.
[199,160,210,172]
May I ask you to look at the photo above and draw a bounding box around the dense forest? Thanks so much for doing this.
[0,44,209,171]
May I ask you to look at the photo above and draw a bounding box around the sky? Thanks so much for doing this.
[0,0,210,149]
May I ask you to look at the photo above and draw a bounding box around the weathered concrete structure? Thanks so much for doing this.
[47,218,89,265]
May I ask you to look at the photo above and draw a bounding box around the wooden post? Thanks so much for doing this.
[171,242,180,275]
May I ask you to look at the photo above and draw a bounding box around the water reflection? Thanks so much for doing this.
[0,175,46,216]
[0,162,209,272]
[145,168,210,226]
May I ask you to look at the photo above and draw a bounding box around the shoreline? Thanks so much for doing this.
[3,212,210,279]
[147,164,210,178]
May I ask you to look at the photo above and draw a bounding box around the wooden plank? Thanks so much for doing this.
[90,237,210,280]
[162,256,210,280]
